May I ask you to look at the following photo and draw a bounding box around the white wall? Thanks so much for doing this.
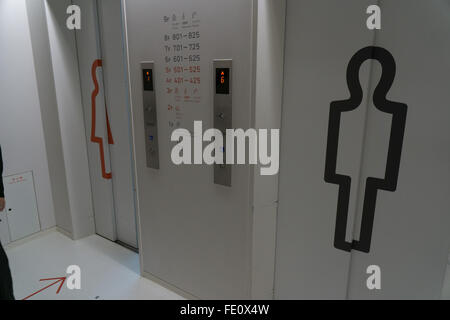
[0,0,56,230]
[45,0,95,239]
[124,0,256,299]
[25,0,72,235]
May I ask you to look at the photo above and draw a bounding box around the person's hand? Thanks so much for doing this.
[0,198,5,212]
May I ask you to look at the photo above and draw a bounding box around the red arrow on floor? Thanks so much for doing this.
[22,277,66,300]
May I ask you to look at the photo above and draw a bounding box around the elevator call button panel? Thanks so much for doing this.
[141,62,160,169]
[214,60,232,187]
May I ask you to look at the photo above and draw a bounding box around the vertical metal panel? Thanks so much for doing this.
[213,59,232,187]
[141,62,160,170]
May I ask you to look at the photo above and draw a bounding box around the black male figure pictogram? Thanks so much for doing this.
[325,46,408,254]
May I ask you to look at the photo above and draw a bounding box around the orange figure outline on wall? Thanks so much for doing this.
[91,59,114,180]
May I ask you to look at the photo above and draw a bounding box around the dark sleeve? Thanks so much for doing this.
[0,146,4,198]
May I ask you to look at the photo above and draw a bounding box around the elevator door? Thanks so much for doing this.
[276,0,450,299]
[346,0,450,299]
[74,0,138,249]
[275,0,376,299]
[97,0,138,249]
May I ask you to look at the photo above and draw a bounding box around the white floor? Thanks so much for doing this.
[6,229,450,300]
[5,230,183,300]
